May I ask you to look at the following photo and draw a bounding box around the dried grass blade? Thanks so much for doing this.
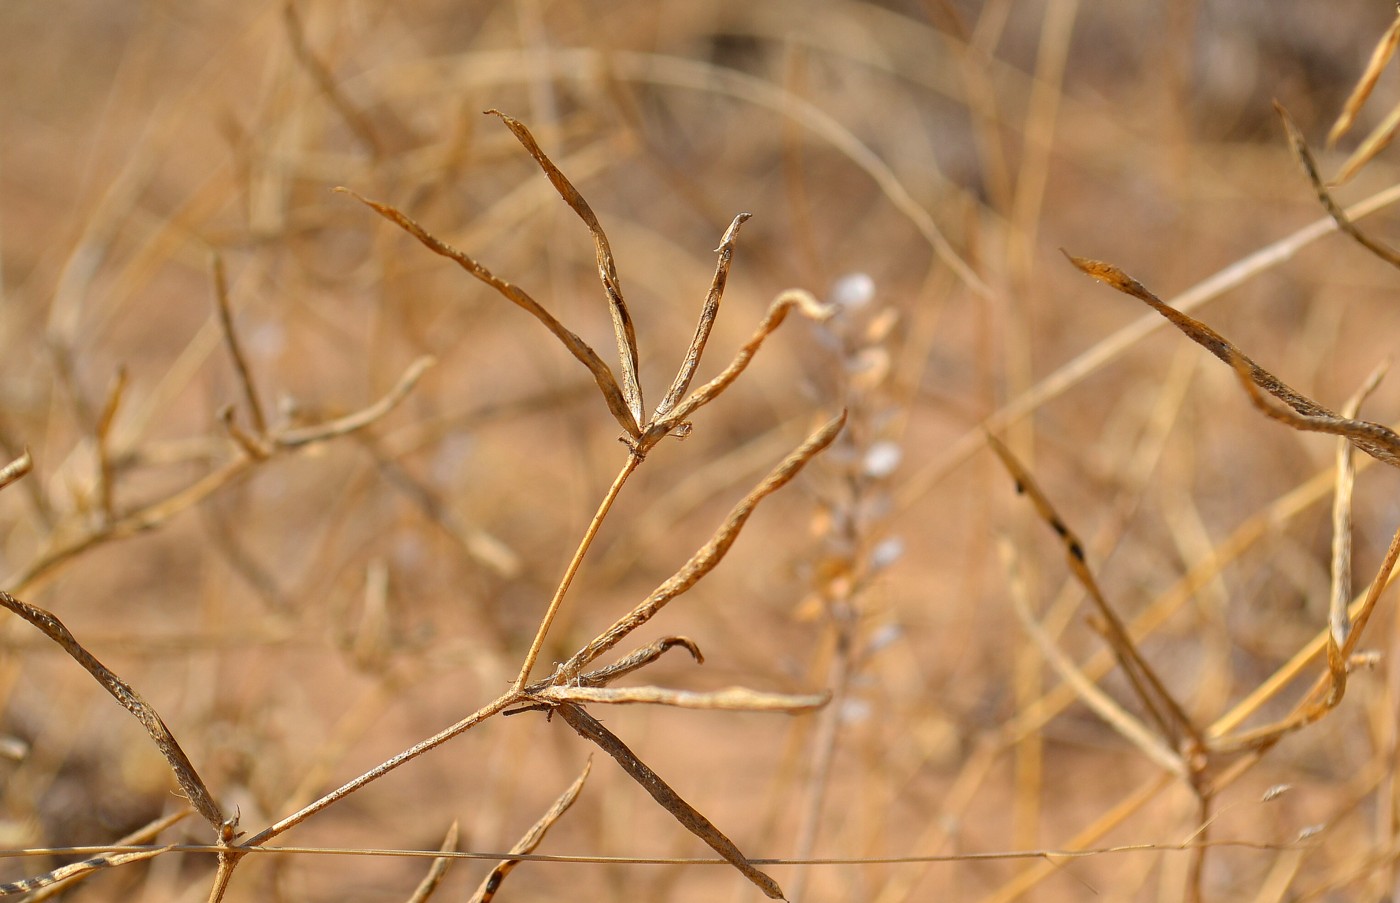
[404,821,459,903]
[645,290,834,448]
[468,761,591,903]
[1210,520,1400,752]
[487,110,644,426]
[540,685,829,713]
[652,214,751,421]
[987,435,1202,753]
[283,0,382,158]
[340,188,640,437]
[996,536,1186,776]
[210,252,267,437]
[0,449,32,493]
[0,591,224,829]
[1329,10,1400,146]
[555,704,785,899]
[562,411,845,676]
[0,845,174,896]
[273,356,435,448]
[1327,363,1385,661]
[95,367,127,522]
[1333,99,1400,187]
[1275,102,1400,269]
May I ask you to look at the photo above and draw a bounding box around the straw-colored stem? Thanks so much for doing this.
[513,451,642,690]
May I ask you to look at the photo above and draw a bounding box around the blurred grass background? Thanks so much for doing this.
[4,1,1400,900]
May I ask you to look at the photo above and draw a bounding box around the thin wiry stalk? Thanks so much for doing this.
[209,251,267,437]
[513,452,642,690]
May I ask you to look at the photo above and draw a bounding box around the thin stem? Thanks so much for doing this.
[242,692,515,847]
[514,451,642,690]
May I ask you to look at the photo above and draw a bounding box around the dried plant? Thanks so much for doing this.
[0,112,837,901]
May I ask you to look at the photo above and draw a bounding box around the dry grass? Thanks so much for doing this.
[4,1,1400,901]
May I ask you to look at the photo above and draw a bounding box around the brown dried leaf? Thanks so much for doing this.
[1329,10,1400,146]
[341,188,641,438]
[555,704,785,899]
[468,761,591,903]
[1275,103,1400,269]
[561,411,846,677]
[0,592,225,829]
[1066,253,1400,468]
[488,110,644,427]
[539,685,830,713]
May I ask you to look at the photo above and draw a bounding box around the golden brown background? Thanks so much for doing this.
[3,1,1400,900]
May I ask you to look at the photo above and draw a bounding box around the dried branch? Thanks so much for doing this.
[560,411,846,678]
[274,356,435,448]
[1275,102,1400,270]
[340,188,640,438]
[468,761,590,903]
[554,704,785,899]
[210,252,267,437]
[94,366,127,520]
[538,685,829,713]
[488,110,644,428]
[283,0,382,157]
[0,592,225,829]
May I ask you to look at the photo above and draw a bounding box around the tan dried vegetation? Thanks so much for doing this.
[3,2,1400,901]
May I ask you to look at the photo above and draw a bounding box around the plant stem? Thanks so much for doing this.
[514,451,642,690]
